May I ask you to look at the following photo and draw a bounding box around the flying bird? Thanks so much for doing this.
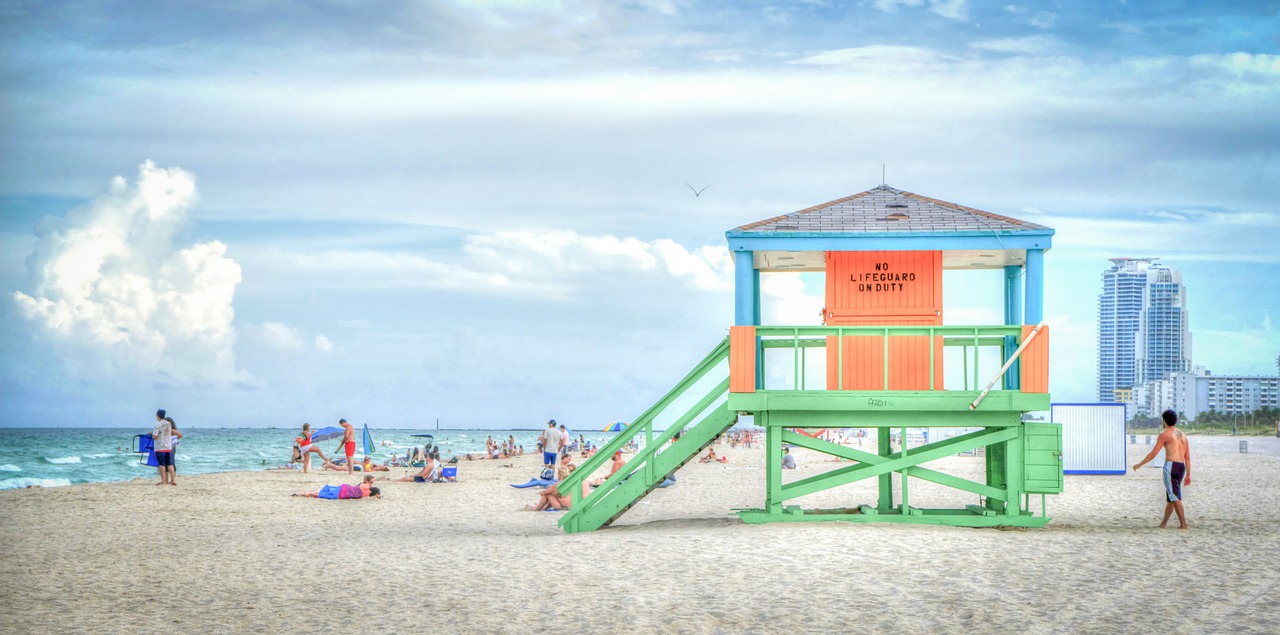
[686,183,711,197]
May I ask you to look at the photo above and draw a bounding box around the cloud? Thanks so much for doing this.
[461,229,735,297]
[760,272,822,325]
[872,0,924,12]
[971,35,1062,55]
[1041,208,1280,264]
[262,322,304,351]
[11,161,245,383]
[315,335,334,353]
[1029,11,1057,29]
[790,45,950,69]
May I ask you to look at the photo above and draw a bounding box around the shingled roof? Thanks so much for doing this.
[735,185,1049,234]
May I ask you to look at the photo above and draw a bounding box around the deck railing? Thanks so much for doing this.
[729,324,1049,394]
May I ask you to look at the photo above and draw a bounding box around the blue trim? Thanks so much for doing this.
[1065,470,1128,475]
[725,231,1053,253]
[1024,248,1044,324]
[1003,265,1023,390]
[734,250,755,326]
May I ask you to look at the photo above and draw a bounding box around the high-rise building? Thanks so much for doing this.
[1097,258,1191,402]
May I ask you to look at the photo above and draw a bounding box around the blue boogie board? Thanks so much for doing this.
[510,478,557,489]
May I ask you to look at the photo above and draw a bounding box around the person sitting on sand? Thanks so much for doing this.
[292,475,381,499]
[360,456,389,472]
[398,455,438,482]
[525,465,587,511]
[781,447,797,469]
[699,447,720,463]
[588,451,627,488]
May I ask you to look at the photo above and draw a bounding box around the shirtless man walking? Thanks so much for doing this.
[1132,409,1192,529]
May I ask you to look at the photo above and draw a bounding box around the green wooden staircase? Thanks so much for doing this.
[556,338,738,534]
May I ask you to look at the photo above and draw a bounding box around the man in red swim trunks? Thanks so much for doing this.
[334,419,356,475]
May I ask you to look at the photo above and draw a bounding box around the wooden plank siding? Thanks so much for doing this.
[824,251,943,390]
[729,325,757,393]
[1019,324,1050,393]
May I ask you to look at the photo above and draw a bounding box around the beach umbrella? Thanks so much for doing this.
[362,423,375,455]
[308,426,344,442]
[602,422,628,432]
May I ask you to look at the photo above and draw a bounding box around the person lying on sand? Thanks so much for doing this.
[293,475,381,499]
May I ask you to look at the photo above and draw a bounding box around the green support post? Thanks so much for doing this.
[765,413,782,514]
[878,425,893,509]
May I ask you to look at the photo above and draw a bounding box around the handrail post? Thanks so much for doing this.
[970,322,1046,410]
[882,327,889,390]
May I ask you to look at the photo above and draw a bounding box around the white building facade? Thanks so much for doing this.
[1134,366,1280,418]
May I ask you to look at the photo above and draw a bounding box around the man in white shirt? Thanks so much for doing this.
[151,409,177,486]
[540,420,561,469]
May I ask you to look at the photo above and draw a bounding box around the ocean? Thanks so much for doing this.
[0,427,619,490]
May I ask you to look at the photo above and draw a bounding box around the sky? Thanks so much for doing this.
[1,0,1278,429]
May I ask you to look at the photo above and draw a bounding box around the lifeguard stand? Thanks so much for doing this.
[555,185,1062,532]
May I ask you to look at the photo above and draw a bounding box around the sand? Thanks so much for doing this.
[1,437,1278,634]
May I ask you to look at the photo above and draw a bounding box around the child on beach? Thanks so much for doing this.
[1131,409,1192,529]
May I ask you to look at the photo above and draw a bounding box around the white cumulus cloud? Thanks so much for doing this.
[11,161,245,383]
[262,322,304,351]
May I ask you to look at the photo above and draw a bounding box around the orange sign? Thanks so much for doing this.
[825,251,943,390]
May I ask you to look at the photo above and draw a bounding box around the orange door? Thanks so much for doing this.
[824,251,943,390]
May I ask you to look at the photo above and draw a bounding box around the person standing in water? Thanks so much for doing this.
[1132,409,1192,529]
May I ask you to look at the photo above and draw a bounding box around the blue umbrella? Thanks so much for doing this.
[308,426,344,442]
[602,422,628,432]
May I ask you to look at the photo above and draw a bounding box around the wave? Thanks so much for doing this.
[87,453,120,459]
[0,477,73,490]
[45,456,82,464]
[0,464,21,472]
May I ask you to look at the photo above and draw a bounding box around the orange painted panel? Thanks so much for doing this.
[824,251,943,390]
[1019,324,1050,394]
[729,326,756,393]
[824,251,943,323]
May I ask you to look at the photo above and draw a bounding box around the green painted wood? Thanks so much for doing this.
[765,412,782,513]
[560,404,737,533]
[779,427,1019,500]
[1023,423,1064,494]
[729,390,1049,419]
[737,508,1051,528]
[877,422,893,509]
[780,429,1009,501]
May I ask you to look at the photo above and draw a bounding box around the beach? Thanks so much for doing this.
[1,438,1277,634]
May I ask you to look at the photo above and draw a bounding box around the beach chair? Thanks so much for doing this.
[132,434,159,467]
[439,465,457,483]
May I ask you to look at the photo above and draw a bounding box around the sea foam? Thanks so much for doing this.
[46,456,82,464]
[0,477,73,490]
[0,464,21,472]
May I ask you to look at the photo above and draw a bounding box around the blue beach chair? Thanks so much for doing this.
[132,434,159,467]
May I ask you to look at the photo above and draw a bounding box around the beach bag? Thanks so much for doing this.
[539,467,555,480]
